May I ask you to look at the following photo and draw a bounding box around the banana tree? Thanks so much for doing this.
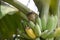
[0,0,60,40]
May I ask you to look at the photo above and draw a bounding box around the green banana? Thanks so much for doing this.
[41,30,49,38]
[53,15,58,30]
[29,21,35,31]
[19,12,28,21]
[46,15,54,31]
[46,15,58,31]
[41,16,48,31]
[34,23,41,37]
[43,14,58,38]
[35,16,42,30]
[46,31,55,38]
[41,30,54,39]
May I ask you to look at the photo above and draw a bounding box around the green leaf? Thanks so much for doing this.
[0,3,18,19]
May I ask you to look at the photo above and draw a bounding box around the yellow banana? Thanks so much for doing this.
[25,27,36,39]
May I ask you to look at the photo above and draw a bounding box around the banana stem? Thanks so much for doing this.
[34,0,50,17]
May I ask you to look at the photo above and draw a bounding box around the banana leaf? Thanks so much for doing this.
[0,1,18,19]
[0,2,22,39]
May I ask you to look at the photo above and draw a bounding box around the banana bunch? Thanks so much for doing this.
[0,0,60,40]
[17,19,41,40]
[19,0,59,40]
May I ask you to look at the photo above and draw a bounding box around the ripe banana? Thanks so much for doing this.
[25,27,36,39]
